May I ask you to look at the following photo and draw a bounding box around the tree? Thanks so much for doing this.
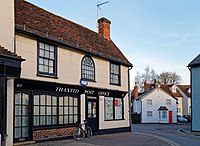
[158,72,182,85]
[134,66,182,92]
[134,66,159,92]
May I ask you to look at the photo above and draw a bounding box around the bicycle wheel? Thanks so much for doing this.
[86,126,92,138]
[73,128,85,140]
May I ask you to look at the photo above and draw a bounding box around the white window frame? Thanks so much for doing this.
[147,111,153,118]
[166,99,171,106]
[146,99,152,106]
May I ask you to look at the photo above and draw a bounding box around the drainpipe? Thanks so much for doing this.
[128,66,133,132]
[187,66,192,131]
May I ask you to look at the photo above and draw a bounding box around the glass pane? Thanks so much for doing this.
[64,116,68,124]
[45,44,49,50]
[15,127,21,138]
[69,97,73,106]
[59,107,63,115]
[39,49,44,57]
[50,46,54,52]
[44,59,48,65]
[52,96,57,105]
[59,97,63,105]
[69,116,73,123]
[49,60,53,66]
[39,64,45,72]
[39,42,44,49]
[69,107,73,114]
[15,93,21,104]
[15,116,21,127]
[34,116,39,126]
[105,97,113,120]
[40,116,46,125]
[88,102,92,118]
[59,116,63,124]
[52,116,57,125]
[34,106,39,115]
[15,105,21,115]
[50,52,54,59]
[22,116,29,126]
[52,107,57,115]
[74,98,78,106]
[64,96,68,105]
[64,107,68,114]
[22,106,28,115]
[44,66,48,72]
[74,115,78,123]
[22,127,28,137]
[34,95,39,105]
[49,67,54,74]
[47,107,51,115]
[22,94,29,105]
[40,95,46,105]
[47,95,51,105]
[45,51,50,58]
[92,102,96,118]
[40,106,45,115]
[46,116,52,125]
[74,107,78,114]
[115,98,123,119]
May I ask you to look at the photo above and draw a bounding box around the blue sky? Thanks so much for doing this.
[27,0,200,88]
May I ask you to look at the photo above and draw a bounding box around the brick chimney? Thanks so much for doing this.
[98,17,111,40]
[144,81,147,92]
[133,82,139,100]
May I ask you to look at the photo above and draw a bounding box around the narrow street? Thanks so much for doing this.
[133,123,200,146]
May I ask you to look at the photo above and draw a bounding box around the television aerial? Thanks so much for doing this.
[97,1,109,20]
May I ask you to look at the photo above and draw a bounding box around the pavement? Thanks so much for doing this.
[25,131,170,146]
[179,127,200,136]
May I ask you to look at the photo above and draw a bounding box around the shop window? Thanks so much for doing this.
[33,94,78,126]
[110,63,120,85]
[81,56,95,81]
[105,97,123,120]
[37,42,57,77]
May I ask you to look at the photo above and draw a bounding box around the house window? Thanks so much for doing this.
[146,99,152,106]
[162,111,167,119]
[147,111,153,118]
[166,99,171,106]
[105,97,123,120]
[110,63,120,85]
[33,94,79,126]
[81,56,95,81]
[38,42,57,77]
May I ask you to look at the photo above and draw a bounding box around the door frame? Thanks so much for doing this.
[85,96,99,133]
[13,90,32,143]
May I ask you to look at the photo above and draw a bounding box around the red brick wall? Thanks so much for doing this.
[33,127,76,141]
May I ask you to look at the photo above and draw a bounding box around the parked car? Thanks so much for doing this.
[177,115,188,123]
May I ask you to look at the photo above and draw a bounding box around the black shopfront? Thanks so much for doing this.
[0,53,24,145]
[14,79,127,142]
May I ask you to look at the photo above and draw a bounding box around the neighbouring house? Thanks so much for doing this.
[188,54,200,132]
[132,82,177,124]
[0,0,133,145]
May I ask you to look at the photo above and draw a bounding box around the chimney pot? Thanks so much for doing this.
[98,17,111,40]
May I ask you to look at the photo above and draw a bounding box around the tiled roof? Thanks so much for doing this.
[15,0,132,67]
[188,54,200,67]
[177,85,190,97]
[0,45,24,60]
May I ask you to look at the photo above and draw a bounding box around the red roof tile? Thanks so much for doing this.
[0,45,24,60]
[15,0,132,66]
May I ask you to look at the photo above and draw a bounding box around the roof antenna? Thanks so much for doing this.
[97,1,109,21]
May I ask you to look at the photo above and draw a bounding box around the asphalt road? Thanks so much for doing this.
[132,123,200,146]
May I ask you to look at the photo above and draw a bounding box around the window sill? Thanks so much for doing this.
[37,74,58,79]
[81,78,97,83]
[104,119,125,121]
[109,83,121,86]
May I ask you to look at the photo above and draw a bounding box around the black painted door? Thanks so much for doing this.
[86,97,98,133]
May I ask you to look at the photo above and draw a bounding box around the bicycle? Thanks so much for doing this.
[73,120,92,140]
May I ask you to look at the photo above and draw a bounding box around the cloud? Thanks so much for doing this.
[174,21,185,26]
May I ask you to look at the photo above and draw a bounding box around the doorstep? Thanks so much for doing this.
[13,141,36,146]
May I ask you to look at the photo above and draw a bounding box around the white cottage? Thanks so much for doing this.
[133,83,177,124]
[188,54,200,131]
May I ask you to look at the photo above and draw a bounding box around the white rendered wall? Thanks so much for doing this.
[141,89,177,123]
[0,0,14,51]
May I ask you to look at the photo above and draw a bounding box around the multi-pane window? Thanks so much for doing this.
[147,111,153,118]
[38,42,57,76]
[105,97,123,120]
[166,99,171,106]
[81,56,95,81]
[110,63,120,85]
[146,99,152,106]
[162,111,167,119]
[33,94,79,126]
